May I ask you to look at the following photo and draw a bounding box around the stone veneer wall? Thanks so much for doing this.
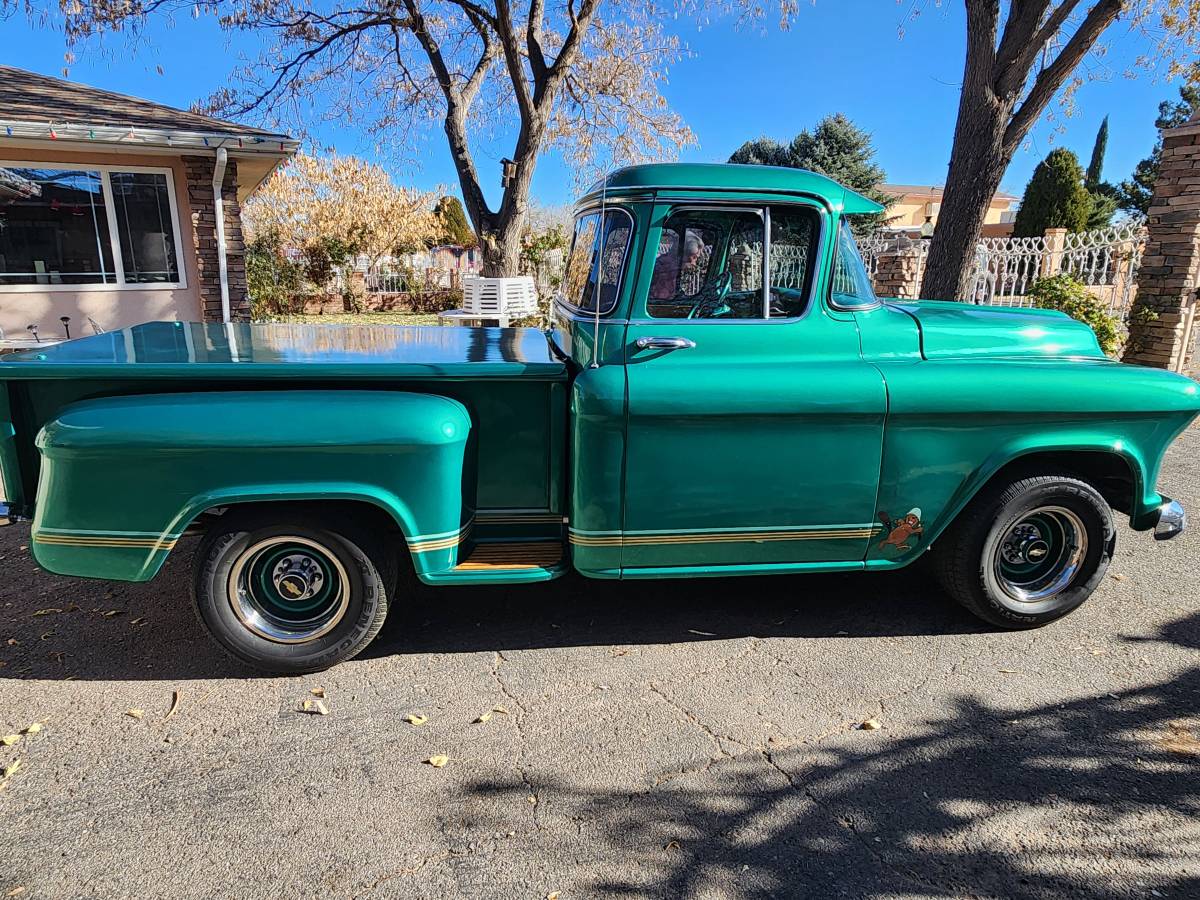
[182,155,251,322]
[1124,111,1200,370]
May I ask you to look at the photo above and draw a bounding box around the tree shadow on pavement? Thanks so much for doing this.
[464,610,1200,899]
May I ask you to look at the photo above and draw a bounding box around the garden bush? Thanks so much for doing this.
[1025,274,1122,356]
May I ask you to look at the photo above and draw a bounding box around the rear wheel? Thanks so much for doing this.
[933,473,1115,629]
[192,510,396,673]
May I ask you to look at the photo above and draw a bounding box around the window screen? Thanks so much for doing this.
[110,171,179,284]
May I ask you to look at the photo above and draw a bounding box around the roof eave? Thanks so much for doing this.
[0,119,299,154]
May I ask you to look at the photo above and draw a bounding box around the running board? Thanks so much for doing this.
[418,540,567,585]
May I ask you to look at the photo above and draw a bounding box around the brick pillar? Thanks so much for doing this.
[872,243,926,299]
[182,154,251,323]
[1041,227,1068,277]
[1124,110,1200,370]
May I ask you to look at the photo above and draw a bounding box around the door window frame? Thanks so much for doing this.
[631,198,826,324]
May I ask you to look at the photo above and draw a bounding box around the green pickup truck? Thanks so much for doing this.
[0,163,1196,673]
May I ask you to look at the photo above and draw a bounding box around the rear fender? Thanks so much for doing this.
[31,390,474,581]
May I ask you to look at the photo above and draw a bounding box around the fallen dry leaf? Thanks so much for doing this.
[403,713,428,726]
[611,647,630,657]
[1110,573,1128,582]
[32,608,62,617]
[663,840,681,851]
[309,686,326,699]
[163,691,182,722]
[1161,724,1200,756]
[491,705,509,715]
[126,709,144,720]
[0,735,18,747]
[1,759,21,778]
[130,617,147,626]
[425,754,449,768]
[22,723,41,735]
[475,711,493,724]
[299,699,329,716]
[997,669,1020,674]
[102,610,121,618]
[547,893,561,900]
[858,718,882,731]
[5,638,17,646]
[7,886,26,897]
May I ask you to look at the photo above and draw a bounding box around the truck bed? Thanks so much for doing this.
[0,321,566,379]
[0,321,568,519]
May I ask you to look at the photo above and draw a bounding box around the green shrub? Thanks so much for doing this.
[1026,274,1122,356]
[246,230,305,318]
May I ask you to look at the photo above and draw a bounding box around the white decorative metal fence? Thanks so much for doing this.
[862,224,1146,318]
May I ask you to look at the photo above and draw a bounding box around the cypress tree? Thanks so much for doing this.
[1012,148,1092,237]
[434,196,477,247]
[1086,116,1108,190]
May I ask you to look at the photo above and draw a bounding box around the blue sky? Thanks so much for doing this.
[0,0,1186,209]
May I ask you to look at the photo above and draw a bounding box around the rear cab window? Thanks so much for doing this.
[562,208,634,315]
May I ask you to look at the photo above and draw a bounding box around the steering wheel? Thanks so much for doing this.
[686,270,732,319]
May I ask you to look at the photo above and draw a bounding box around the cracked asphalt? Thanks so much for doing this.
[1,429,1198,899]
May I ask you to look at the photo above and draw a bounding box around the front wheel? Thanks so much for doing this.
[932,473,1115,629]
[192,511,395,673]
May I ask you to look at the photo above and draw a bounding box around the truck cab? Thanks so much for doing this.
[0,163,1196,673]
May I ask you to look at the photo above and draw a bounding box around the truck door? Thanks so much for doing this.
[617,200,887,572]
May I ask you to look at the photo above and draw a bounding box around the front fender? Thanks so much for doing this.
[31,390,473,581]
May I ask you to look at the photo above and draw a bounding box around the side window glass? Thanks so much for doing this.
[831,219,878,309]
[768,205,819,318]
[647,209,763,319]
[563,211,632,314]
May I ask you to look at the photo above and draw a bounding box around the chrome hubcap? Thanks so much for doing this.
[993,506,1088,604]
[228,536,350,644]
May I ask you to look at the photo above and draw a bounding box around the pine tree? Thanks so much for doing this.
[1086,116,1108,190]
[729,114,892,233]
[434,196,477,248]
[1115,86,1200,216]
[1012,149,1092,238]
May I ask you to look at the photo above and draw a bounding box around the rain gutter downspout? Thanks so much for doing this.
[212,147,231,323]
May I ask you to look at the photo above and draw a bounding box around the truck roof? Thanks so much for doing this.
[577,163,885,214]
[0,321,566,380]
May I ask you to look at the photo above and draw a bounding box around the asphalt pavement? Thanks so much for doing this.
[1,429,1198,899]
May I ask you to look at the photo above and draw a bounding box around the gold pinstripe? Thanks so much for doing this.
[34,533,177,550]
[408,520,474,554]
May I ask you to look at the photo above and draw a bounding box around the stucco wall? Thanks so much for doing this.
[0,145,202,339]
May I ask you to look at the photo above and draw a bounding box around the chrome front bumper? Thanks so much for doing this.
[1154,498,1187,541]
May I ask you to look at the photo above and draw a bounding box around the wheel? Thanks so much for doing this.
[932,473,1115,629]
[192,510,396,673]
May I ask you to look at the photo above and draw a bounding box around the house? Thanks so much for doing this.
[0,66,298,341]
[881,184,1019,238]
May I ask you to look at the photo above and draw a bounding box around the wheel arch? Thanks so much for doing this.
[924,444,1145,557]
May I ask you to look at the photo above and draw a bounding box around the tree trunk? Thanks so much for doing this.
[479,226,523,277]
[920,75,1017,301]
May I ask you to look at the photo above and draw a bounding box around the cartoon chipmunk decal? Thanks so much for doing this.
[878,508,923,553]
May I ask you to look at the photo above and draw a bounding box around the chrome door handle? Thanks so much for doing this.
[635,336,696,350]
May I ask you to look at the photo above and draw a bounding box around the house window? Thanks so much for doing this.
[0,164,185,289]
